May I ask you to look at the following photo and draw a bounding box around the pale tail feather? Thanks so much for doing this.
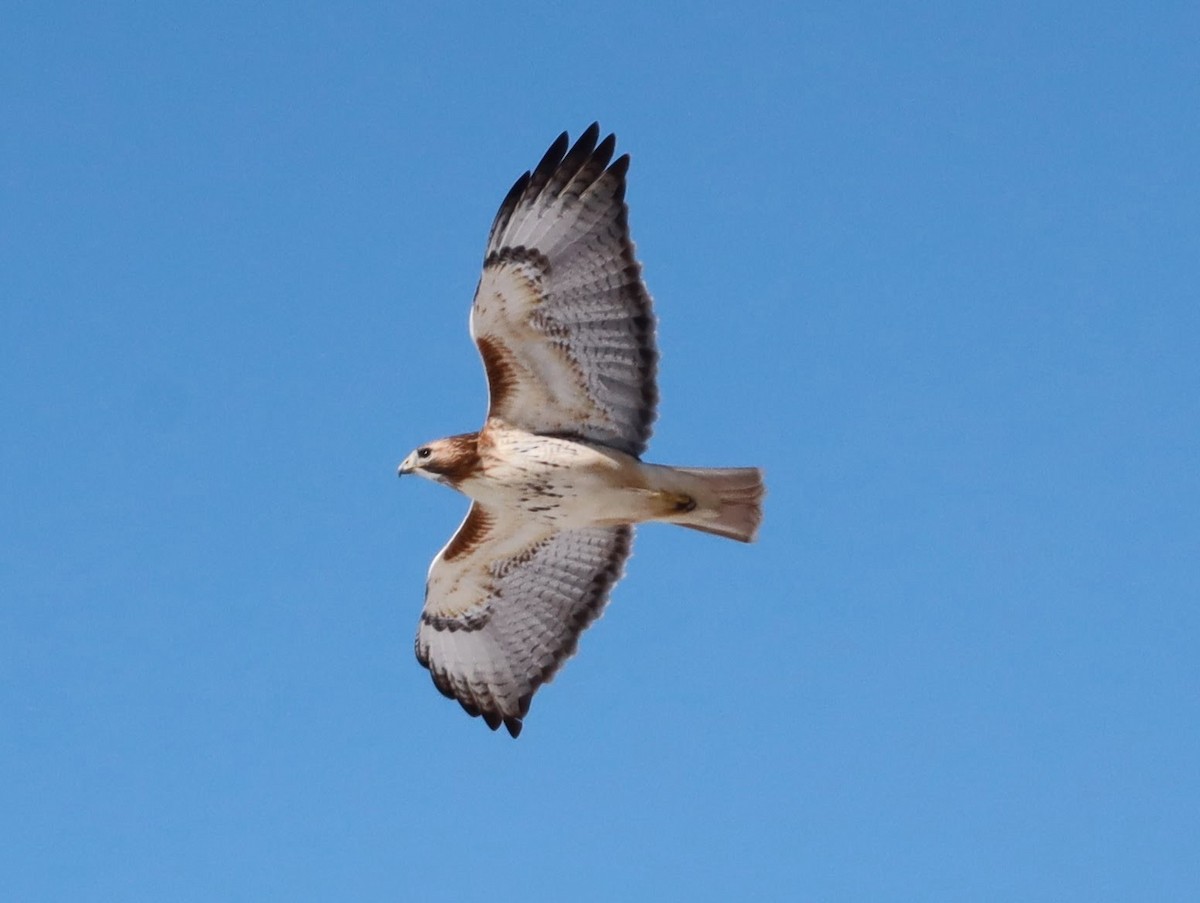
[667,466,765,543]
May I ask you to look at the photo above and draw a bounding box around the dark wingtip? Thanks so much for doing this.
[529,131,570,190]
[609,153,631,202]
[593,132,617,170]
[547,130,570,160]
[482,710,502,731]
[578,122,601,150]
[504,717,524,738]
[486,169,532,245]
[493,170,530,221]
[565,124,601,167]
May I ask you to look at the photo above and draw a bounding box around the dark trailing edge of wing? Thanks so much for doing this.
[605,150,658,452]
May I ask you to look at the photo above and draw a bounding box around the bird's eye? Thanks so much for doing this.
[417,447,432,460]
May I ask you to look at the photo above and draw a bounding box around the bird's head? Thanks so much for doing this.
[397,433,481,488]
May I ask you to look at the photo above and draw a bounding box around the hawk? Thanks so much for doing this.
[398,124,765,736]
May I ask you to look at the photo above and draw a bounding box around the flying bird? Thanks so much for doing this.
[398,124,765,737]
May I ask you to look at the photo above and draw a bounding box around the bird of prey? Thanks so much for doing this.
[398,124,764,737]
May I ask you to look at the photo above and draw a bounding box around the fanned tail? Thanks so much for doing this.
[667,466,765,543]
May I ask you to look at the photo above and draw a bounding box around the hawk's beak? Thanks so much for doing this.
[397,453,416,477]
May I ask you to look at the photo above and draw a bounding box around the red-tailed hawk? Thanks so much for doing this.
[398,124,765,736]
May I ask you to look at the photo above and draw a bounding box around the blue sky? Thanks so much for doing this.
[3,2,1197,899]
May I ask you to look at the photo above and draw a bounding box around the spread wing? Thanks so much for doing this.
[470,124,659,458]
[415,503,632,737]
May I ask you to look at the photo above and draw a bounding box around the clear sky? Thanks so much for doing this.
[3,2,1197,900]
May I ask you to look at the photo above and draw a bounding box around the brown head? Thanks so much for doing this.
[397,432,481,490]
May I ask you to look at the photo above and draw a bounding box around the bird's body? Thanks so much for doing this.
[401,425,757,533]
[398,125,765,736]
[462,429,666,530]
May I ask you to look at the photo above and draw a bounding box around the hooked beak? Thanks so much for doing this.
[397,452,417,477]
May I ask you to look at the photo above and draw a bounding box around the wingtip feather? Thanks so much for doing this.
[594,133,617,171]
[527,130,570,195]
